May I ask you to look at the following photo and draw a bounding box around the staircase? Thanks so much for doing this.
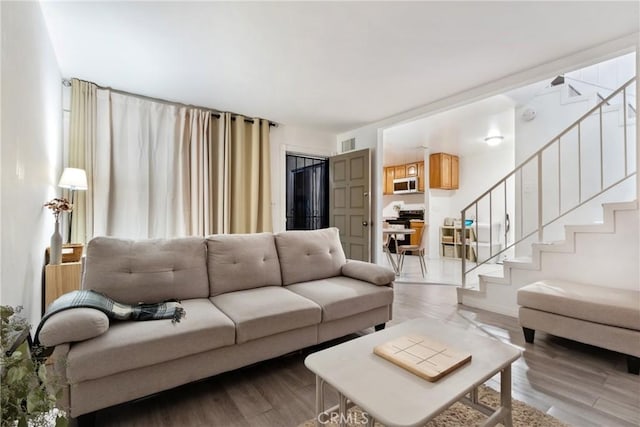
[457,77,638,316]
[458,201,638,316]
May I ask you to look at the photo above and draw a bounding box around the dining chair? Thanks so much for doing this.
[398,227,428,277]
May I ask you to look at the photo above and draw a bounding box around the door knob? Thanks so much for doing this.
[362,221,368,227]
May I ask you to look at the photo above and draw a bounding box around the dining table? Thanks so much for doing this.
[382,227,415,275]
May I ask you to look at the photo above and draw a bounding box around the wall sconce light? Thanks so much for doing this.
[484,135,504,146]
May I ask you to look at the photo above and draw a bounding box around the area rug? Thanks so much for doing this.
[298,385,567,427]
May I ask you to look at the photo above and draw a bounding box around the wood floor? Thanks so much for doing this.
[90,284,639,427]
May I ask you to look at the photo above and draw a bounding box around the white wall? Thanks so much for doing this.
[515,85,599,163]
[429,144,515,259]
[565,52,636,98]
[515,78,636,252]
[1,2,62,326]
[269,124,337,233]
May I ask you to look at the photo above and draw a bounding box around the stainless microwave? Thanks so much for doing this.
[393,177,418,194]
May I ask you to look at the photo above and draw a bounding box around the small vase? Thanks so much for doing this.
[50,219,63,265]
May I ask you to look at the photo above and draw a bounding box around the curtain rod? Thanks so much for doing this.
[62,78,278,127]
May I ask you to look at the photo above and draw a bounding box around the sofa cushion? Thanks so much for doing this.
[66,299,235,383]
[210,286,321,344]
[84,236,209,304]
[207,233,282,297]
[517,280,640,331]
[342,260,395,285]
[38,308,109,348]
[286,277,394,322]
[275,227,346,286]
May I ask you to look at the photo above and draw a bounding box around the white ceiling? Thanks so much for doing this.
[383,94,516,165]
[39,1,639,134]
[382,51,636,165]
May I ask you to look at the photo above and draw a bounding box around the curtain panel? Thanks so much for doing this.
[69,83,272,241]
[68,79,97,243]
[229,114,272,233]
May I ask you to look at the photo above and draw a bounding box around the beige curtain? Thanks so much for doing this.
[93,92,189,239]
[179,110,273,235]
[228,115,272,233]
[180,107,207,235]
[210,114,230,234]
[68,79,97,244]
[69,81,272,239]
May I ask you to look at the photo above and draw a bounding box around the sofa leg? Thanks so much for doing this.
[627,355,640,375]
[375,323,386,332]
[522,327,535,343]
[76,412,96,427]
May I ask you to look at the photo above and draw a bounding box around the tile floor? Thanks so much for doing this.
[378,253,504,288]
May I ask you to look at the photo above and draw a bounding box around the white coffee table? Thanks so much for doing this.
[304,318,521,427]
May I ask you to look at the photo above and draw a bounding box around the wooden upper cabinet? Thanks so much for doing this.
[429,153,459,190]
[417,161,425,192]
[384,160,426,194]
[383,167,395,195]
[394,165,406,179]
[451,156,459,189]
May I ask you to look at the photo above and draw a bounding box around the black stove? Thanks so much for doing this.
[386,210,424,252]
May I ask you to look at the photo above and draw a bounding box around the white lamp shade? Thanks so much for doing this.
[58,168,88,190]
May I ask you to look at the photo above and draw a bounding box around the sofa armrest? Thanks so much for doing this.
[38,308,109,347]
[341,260,395,285]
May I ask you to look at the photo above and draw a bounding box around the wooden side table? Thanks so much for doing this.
[43,262,82,315]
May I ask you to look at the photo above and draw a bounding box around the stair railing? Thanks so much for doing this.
[461,77,637,287]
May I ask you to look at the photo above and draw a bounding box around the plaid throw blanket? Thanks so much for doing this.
[34,289,186,348]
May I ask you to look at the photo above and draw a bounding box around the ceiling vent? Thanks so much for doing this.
[341,138,356,153]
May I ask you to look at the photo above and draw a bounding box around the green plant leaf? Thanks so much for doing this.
[1,305,68,426]
[6,366,26,384]
[38,364,48,382]
[26,391,39,413]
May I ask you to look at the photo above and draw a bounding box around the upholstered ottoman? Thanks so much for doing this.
[517,280,640,374]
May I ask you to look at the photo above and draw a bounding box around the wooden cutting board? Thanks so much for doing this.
[374,334,472,382]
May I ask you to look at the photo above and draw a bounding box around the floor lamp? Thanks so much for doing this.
[58,168,88,243]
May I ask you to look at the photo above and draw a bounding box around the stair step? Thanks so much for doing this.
[480,270,504,279]
[478,270,508,286]
[505,256,532,264]
[503,256,538,270]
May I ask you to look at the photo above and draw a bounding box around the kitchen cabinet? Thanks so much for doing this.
[429,153,459,190]
[406,163,418,177]
[383,167,395,195]
[451,156,459,189]
[383,160,426,194]
[418,161,425,192]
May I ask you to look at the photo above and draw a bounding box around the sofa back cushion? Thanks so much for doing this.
[207,233,282,296]
[275,227,346,286]
[83,236,209,304]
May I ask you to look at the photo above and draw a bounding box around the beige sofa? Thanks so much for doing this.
[517,280,640,374]
[39,228,395,419]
